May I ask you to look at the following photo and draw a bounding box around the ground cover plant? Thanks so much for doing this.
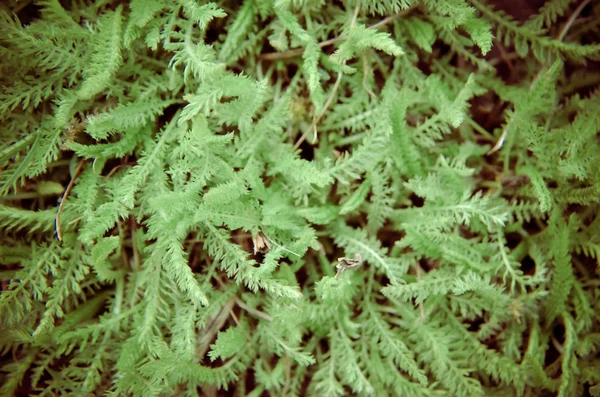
[1,0,600,396]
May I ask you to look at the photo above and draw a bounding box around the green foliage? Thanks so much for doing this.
[209,323,248,362]
[1,0,599,396]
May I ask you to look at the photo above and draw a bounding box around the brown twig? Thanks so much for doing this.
[228,307,240,326]
[55,160,85,241]
[558,0,591,41]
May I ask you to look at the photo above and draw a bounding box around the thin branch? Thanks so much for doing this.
[558,0,592,41]
[196,298,236,358]
[293,5,362,149]
[362,55,376,97]
[415,263,426,320]
[214,274,273,322]
[487,116,514,155]
[488,52,520,66]
[493,40,516,72]
[294,71,343,149]
[129,216,140,272]
[228,307,240,326]
[551,335,565,354]
[350,4,362,26]
[260,6,417,61]
[265,235,302,258]
[235,299,273,322]
[261,37,338,61]
[68,216,83,226]
[55,160,85,241]
[117,219,130,272]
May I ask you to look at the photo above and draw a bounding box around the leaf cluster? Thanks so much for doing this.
[1,1,599,396]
